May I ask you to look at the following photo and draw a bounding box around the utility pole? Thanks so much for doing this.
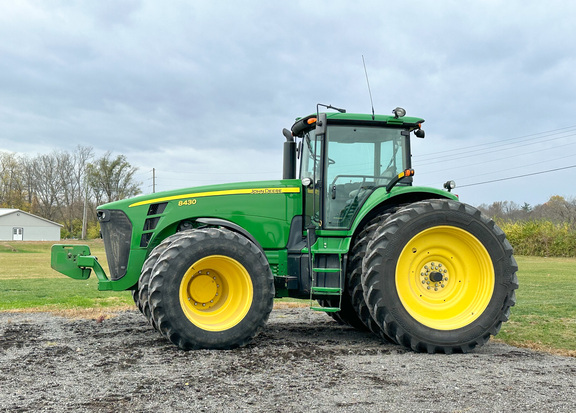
[152,168,156,193]
[81,178,88,240]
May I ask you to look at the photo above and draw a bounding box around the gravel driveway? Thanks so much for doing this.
[1,308,575,412]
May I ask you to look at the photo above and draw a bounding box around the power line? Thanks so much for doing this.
[456,164,576,188]
[416,131,576,167]
[453,151,576,182]
[415,124,576,160]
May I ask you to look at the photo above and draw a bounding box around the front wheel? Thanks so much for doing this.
[148,228,274,350]
[363,199,518,353]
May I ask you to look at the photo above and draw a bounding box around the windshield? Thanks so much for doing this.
[324,125,408,228]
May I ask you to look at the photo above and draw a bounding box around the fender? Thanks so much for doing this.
[350,186,458,236]
[196,217,264,253]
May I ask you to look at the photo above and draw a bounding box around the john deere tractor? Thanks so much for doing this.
[51,104,518,353]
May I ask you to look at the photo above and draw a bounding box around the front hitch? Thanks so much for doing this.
[51,244,111,288]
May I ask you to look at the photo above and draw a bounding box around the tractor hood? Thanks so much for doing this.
[97,179,302,211]
[96,179,304,255]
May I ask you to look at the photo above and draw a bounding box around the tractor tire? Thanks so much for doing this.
[348,213,396,342]
[131,290,142,313]
[137,232,186,333]
[363,199,518,354]
[148,227,274,350]
[317,293,368,331]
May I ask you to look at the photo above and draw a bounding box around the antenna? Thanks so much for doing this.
[362,55,375,120]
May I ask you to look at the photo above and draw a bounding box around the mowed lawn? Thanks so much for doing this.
[1,241,574,356]
[0,240,133,312]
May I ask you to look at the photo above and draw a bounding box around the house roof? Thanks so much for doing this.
[0,208,63,227]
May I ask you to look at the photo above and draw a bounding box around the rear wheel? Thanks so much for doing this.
[148,228,274,350]
[131,290,141,313]
[348,213,396,342]
[363,199,518,353]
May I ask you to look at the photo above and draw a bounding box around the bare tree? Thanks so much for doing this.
[0,151,26,209]
[87,152,141,204]
[532,195,576,228]
[29,153,65,221]
[478,200,534,222]
[57,146,94,236]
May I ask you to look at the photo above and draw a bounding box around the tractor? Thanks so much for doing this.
[51,104,518,353]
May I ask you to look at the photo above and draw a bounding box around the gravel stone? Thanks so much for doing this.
[1,308,575,412]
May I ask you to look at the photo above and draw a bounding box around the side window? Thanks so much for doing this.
[300,130,322,226]
[301,132,322,181]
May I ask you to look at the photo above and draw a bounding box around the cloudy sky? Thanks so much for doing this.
[1,0,575,207]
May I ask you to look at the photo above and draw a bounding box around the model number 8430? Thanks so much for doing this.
[178,199,197,207]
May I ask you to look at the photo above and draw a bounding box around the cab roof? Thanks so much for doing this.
[291,112,425,137]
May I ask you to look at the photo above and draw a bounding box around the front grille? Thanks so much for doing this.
[98,209,132,281]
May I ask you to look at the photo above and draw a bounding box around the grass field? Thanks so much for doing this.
[1,241,574,356]
[0,240,133,315]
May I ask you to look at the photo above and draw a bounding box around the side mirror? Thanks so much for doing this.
[414,129,425,138]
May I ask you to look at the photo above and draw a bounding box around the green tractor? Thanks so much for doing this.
[51,104,518,353]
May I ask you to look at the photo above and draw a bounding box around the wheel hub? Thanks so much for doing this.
[420,261,449,291]
[429,271,443,283]
[186,271,221,309]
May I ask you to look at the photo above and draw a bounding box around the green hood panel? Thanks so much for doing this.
[99,179,303,251]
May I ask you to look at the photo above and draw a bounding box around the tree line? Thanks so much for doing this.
[0,147,141,238]
[478,196,576,228]
[478,196,576,257]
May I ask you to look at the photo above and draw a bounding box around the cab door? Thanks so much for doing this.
[323,125,408,229]
[299,127,323,228]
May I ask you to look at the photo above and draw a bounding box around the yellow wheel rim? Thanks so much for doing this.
[179,255,253,331]
[396,226,495,330]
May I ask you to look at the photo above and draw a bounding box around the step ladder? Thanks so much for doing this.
[309,252,343,313]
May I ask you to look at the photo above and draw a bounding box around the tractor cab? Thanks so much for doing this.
[287,107,425,230]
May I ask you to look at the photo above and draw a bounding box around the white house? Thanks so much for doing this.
[0,209,62,241]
